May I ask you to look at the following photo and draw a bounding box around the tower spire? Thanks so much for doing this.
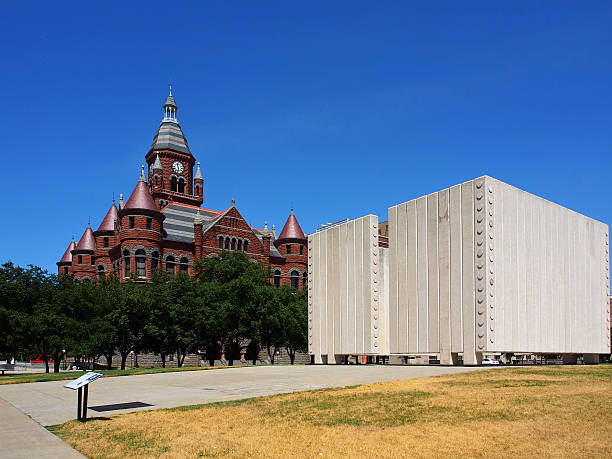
[163,86,178,121]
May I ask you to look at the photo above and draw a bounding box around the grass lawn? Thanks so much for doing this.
[50,365,612,458]
[0,365,243,385]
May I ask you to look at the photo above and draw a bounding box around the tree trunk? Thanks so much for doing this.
[178,351,186,368]
[286,347,296,365]
[161,353,166,368]
[120,352,128,370]
[43,355,49,373]
[105,354,113,369]
[227,343,233,366]
[53,354,61,373]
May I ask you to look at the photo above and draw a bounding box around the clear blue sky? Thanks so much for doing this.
[1,2,611,273]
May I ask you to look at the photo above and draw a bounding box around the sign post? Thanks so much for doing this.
[64,372,103,422]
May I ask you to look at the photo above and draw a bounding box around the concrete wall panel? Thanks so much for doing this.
[308,215,382,359]
[312,175,610,362]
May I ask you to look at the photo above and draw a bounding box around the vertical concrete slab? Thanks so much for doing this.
[307,234,316,359]
[427,193,440,353]
[388,205,398,353]
[517,190,526,351]
[397,203,409,352]
[473,177,487,354]
[406,201,419,353]
[449,185,463,353]
[438,189,452,364]
[461,181,477,364]
[416,196,429,352]
[355,218,364,354]
[319,230,328,355]
[332,226,341,357]
[379,246,391,355]
[347,220,356,352]
[369,216,380,354]
[339,223,348,354]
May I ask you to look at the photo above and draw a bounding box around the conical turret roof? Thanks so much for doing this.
[278,210,306,241]
[194,162,203,180]
[58,238,75,264]
[124,178,159,212]
[75,225,95,252]
[97,201,118,232]
[152,153,163,170]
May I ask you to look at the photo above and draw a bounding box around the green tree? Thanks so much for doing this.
[107,279,147,370]
[282,287,308,364]
[257,285,286,364]
[143,271,176,367]
[194,252,270,365]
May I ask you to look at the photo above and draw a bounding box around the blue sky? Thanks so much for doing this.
[1,2,611,273]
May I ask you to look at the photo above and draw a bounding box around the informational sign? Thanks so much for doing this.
[64,372,103,390]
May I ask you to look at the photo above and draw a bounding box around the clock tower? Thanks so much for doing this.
[145,88,204,208]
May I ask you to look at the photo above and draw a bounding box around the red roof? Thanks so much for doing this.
[97,202,118,232]
[278,210,306,241]
[124,181,159,211]
[75,225,95,251]
[58,239,75,263]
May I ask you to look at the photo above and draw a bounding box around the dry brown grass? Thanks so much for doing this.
[51,365,612,458]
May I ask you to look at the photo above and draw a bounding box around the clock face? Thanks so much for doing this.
[172,161,184,174]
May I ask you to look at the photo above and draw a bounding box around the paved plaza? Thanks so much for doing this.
[1,365,485,426]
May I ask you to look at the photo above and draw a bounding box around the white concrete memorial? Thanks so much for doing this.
[308,176,610,364]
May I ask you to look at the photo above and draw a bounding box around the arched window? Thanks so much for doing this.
[237,240,242,251]
[243,240,248,252]
[224,237,230,250]
[170,176,178,192]
[123,250,130,278]
[136,249,146,277]
[166,256,175,276]
[178,178,185,194]
[151,251,159,273]
[218,236,224,249]
[195,185,200,197]
[63,267,69,275]
[78,255,82,264]
[290,270,299,289]
[231,238,236,250]
[179,257,189,272]
[155,176,158,187]
[286,244,292,254]
[274,270,281,287]
[303,272,308,287]
[300,245,304,255]
[98,265,105,281]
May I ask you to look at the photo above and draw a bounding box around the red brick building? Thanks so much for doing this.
[58,90,308,288]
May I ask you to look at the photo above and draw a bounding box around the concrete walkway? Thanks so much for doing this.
[0,397,84,458]
[0,365,486,427]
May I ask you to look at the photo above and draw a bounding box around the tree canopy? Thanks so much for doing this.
[0,254,308,372]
